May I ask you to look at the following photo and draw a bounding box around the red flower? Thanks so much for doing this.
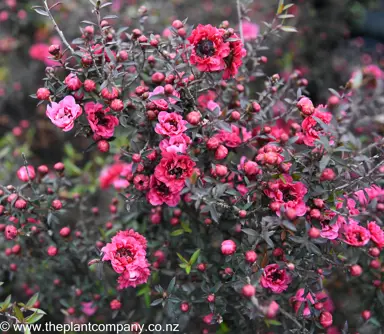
[154,152,196,192]
[301,106,332,146]
[85,102,119,139]
[146,176,181,207]
[222,33,246,79]
[260,264,292,293]
[188,24,230,73]
[264,174,307,217]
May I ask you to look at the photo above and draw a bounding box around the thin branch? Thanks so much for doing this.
[42,0,74,54]
[236,0,244,44]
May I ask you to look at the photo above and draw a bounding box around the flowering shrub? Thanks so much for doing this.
[0,0,384,333]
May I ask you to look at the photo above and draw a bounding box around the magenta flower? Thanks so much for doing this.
[260,264,292,293]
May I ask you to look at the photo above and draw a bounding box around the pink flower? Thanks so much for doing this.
[146,176,181,207]
[367,221,384,248]
[81,302,98,316]
[319,212,345,240]
[149,86,180,111]
[240,21,259,41]
[260,264,292,293]
[64,73,82,91]
[99,162,132,190]
[264,174,307,217]
[17,165,36,182]
[85,102,119,139]
[222,33,246,79]
[215,125,251,148]
[117,265,151,289]
[342,223,370,247]
[159,134,191,154]
[316,291,335,313]
[354,185,384,206]
[155,112,187,137]
[297,97,315,116]
[290,288,315,317]
[154,152,196,192]
[301,106,332,146]
[188,24,230,73]
[197,91,217,108]
[46,96,82,132]
[207,100,221,115]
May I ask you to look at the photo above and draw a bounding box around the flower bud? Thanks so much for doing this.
[36,88,50,100]
[242,284,255,298]
[221,240,236,255]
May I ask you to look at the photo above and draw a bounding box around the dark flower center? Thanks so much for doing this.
[117,248,133,258]
[282,189,295,202]
[271,270,282,281]
[157,182,170,195]
[169,167,183,178]
[196,39,215,58]
[95,112,108,126]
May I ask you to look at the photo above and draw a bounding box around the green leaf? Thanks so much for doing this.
[25,312,44,324]
[265,319,282,326]
[26,293,39,308]
[319,155,331,172]
[170,229,184,237]
[189,249,201,265]
[33,7,49,16]
[185,266,191,274]
[242,228,258,236]
[280,26,298,32]
[277,0,284,14]
[0,295,12,311]
[177,253,188,264]
[13,305,24,321]
[167,277,176,293]
[150,299,163,307]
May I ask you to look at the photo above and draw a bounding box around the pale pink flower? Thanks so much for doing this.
[46,96,82,132]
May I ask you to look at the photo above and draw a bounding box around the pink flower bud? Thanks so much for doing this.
[350,264,362,277]
[310,209,321,219]
[152,72,165,84]
[111,99,124,111]
[215,164,228,177]
[180,302,189,312]
[207,294,215,303]
[221,240,236,255]
[172,20,184,29]
[17,165,36,182]
[207,137,220,150]
[60,227,71,237]
[319,311,333,328]
[197,263,207,272]
[215,145,228,160]
[266,301,279,318]
[47,246,58,257]
[320,168,336,181]
[186,111,201,125]
[308,227,320,238]
[244,161,259,176]
[313,198,324,208]
[110,299,122,310]
[245,250,257,263]
[64,73,82,91]
[252,102,261,112]
[84,79,96,92]
[14,199,27,210]
[36,88,50,100]
[297,97,314,116]
[242,284,256,298]
[361,310,371,321]
[54,162,65,172]
[5,225,18,240]
[51,199,63,210]
[97,140,110,153]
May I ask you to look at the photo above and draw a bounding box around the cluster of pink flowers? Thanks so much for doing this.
[101,230,150,289]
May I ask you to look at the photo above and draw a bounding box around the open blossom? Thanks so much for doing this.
[159,134,191,154]
[222,33,246,79]
[146,176,181,207]
[354,185,384,206]
[367,221,384,248]
[260,264,292,293]
[215,125,252,148]
[188,24,230,73]
[155,112,187,137]
[154,152,196,192]
[102,230,150,288]
[301,106,332,146]
[256,145,285,165]
[264,174,307,217]
[85,102,119,139]
[46,96,82,132]
[99,162,133,190]
[290,289,315,317]
[319,213,345,240]
[81,302,98,316]
[342,222,371,247]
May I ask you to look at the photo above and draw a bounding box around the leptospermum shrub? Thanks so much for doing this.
[1,0,384,332]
